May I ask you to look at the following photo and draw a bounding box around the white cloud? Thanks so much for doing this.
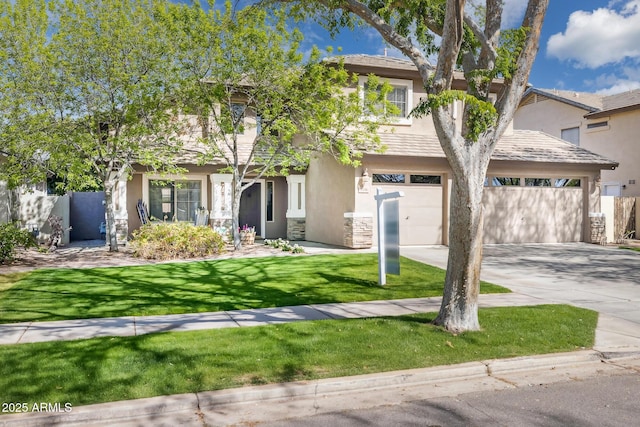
[595,80,640,95]
[586,67,640,94]
[547,1,640,68]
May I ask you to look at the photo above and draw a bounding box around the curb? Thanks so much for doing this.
[2,350,633,427]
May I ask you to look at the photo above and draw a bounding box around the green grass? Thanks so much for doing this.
[0,305,596,408]
[619,245,640,252]
[0,254,508,323]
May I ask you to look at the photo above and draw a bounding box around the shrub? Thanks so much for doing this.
[0,222,37,264]
[130,222,226,260]
[263,238,304,254]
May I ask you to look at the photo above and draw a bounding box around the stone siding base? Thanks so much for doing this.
[287,218,306,241]
[343,214,373,249]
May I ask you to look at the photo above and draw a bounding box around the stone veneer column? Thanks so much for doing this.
[287,218,306,241]
[210,174,233,241]
[343,212,373,248]
[286,175,306,241]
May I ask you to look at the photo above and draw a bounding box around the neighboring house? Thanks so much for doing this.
[119,55,618,247]
[515,87,640,197]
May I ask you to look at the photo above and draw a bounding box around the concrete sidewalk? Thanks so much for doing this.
[0,293,546,346]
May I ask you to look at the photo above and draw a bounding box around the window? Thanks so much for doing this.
[266,181,274,222]
[149,180,202,222]
[230,102,245,134]
[587,121,608,129]
[492,177,521,186]
[373,174,405,184]
[561,127,580,146]
[410,175,441,185]
[359,76,413,125]
[387,86,408,118]
[554,179,581,187]
[525,178,552,187]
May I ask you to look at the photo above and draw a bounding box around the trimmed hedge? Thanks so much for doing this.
[130,222,225,260]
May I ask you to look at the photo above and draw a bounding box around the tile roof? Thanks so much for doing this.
[525,87,640,117]
[333,54,430,72]
[373,130,618,167]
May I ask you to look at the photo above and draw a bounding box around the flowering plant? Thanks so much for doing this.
[239,225,255,233]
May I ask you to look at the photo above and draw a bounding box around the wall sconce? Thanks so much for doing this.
[358,168,371,193]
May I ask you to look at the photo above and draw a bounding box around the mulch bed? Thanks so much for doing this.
[0,242,288,274]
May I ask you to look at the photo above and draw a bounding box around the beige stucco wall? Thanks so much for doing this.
[127,173,143,235]
[305,154,357,246]
[19,192,71,245]
[515,98,638,196]
[587,110,640,196]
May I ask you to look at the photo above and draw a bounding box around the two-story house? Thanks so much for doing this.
[514,87,640,197]
[116,55,618,247]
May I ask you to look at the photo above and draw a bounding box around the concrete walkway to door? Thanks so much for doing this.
[401,243,640,354]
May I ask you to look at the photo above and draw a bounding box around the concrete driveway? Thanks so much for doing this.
[401,243,640,352]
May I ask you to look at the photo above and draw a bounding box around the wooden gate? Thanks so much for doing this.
[614,197,637,241]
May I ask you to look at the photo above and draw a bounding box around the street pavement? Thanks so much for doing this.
[1,242,639,426]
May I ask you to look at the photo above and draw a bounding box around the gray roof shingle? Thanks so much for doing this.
[373,130,618,167]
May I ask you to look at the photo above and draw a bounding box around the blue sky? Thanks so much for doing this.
[293,1,640,95]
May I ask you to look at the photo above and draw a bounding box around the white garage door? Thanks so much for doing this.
[372,173,444,245]
[483,178,584,244]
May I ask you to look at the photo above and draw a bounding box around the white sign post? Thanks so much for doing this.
[375,188,404,285]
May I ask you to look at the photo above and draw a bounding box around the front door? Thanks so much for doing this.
[239,183,261,235]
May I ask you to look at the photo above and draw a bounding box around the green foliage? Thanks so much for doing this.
[412,90,497,141]
[0,222,36,264]
[0,305,596,406]
[130,222,226,260]
[496,27,529,80]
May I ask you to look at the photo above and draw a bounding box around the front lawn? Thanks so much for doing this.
[0,305,597,408]
[0,254,508,323]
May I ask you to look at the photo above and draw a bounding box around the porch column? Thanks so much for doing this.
[210,174,233,240]
[286,175,306,240]
[110,173,129,244]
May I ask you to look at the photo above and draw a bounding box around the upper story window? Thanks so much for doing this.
[359,76,413,125]
[587,120,608,129]
[230,102,245,135]
[561,126,580,146]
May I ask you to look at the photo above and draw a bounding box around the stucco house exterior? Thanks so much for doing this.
[116,55,618,248]
[514,87,639,197]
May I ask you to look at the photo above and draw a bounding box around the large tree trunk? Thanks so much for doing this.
[434,168,485,332]
[104,183,118,252]
[433,135,491,333]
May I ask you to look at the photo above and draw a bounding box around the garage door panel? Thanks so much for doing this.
[374,184,443,245]
[483,187,583,244]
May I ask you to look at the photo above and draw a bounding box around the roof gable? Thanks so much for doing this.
[522,87,640,119]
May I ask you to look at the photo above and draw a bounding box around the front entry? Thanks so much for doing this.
[239,183,261,235]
